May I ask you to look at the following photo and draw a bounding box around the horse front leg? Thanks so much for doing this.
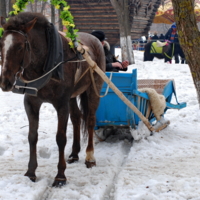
[67,98,81,164]
[52,103,69,187]
[24,95,42,182]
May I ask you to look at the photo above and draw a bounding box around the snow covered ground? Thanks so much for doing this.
[0,50,200,200]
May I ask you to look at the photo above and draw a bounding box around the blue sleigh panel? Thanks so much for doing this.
[95,70,137,128]
[95,69,186,130]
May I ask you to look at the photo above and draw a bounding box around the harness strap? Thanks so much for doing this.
[164,43,174,60]
[90,68,112,98]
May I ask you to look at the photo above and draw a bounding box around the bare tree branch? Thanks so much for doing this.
[40,1,47,13]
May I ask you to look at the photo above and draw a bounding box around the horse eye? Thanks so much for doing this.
[18,46,23,51]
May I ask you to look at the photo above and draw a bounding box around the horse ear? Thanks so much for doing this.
[0,17,6,28]
[24,17,37,33]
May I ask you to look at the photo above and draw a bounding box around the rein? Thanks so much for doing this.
[12,54,85,96]
[19,56,79,84]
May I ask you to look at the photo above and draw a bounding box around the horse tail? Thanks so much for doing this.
[80,91,89,138]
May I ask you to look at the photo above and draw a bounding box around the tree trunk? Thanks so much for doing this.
[34,0,37,12]
[51,4,55,24]
[110,0,135,64]
[8,0,15,14]
[0,0,7,18]
[40,1,47,14]
[58,9,63,31]
[172,0,200,104]
[29,2,33,12]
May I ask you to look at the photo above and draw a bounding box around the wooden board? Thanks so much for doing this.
[67,0,162,45]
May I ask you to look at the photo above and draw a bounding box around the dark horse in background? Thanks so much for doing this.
[143,41,185,64]
[0,12,105,187]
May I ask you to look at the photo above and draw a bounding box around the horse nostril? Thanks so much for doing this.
[0,79,13,91]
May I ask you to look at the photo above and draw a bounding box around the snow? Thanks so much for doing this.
[0,50,200,200]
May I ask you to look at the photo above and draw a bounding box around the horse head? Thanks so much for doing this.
[0,16,37,91]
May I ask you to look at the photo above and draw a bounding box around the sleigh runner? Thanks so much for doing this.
[95,69,186,140]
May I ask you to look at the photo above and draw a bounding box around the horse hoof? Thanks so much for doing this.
[67,156,79,164]
[52,178,66,187]
[29,176,36,182]
[85,160,96,168]
[24,172,36,182]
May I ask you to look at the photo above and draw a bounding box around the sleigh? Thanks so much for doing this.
[95,69,186,140]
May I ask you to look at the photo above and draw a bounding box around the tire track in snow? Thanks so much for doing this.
[40,186,52,200]
[0,134,133,200]
[101,138,133,200]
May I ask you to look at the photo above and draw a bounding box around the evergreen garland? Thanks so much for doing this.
[0,0,78,48]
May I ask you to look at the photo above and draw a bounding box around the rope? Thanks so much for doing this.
[74,65,112,98]
[74,67,90,86]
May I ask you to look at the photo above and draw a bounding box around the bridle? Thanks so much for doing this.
[4,30,31,72]
[2,29,99,97]
[2,29,84,96]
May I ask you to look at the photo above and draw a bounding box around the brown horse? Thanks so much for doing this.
[0,12,105,187]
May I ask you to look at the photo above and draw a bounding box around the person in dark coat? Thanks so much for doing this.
[159,33,165,42]
[165,23,179,43]
[91,30,129,72]
[151,32,159,41]
[164,23,179,63]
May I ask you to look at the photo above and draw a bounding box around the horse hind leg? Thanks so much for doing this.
[67,98,81,164]
[85,116,96,168]
[24,95,42,182]
[80,90,100,168]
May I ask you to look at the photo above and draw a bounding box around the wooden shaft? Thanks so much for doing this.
[77,45,154,132]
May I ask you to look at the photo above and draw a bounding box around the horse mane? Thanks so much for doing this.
[4,12,49,31]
